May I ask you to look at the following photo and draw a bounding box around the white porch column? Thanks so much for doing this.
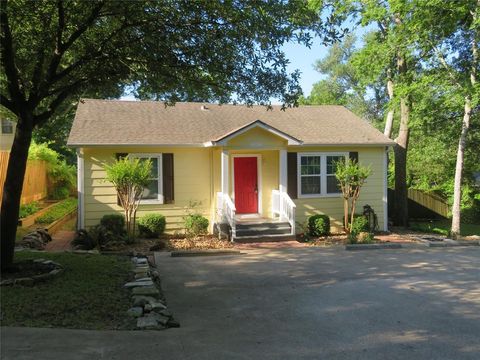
[279,149,287,194]
[76,148,85,229]
[221,149,229,195]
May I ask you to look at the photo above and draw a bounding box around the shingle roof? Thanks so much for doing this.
[67,99,394,146]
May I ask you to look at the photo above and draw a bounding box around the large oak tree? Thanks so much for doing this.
[0,0,330,269]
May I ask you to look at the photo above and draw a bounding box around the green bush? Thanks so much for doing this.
[19,201,40,218]
[348,215,370,243]
[184,214,209,237]
[308,214,330,236]
[100,214,126,235]
[138,214,166,238]
[35,198,77,224]
[29,141,76,200]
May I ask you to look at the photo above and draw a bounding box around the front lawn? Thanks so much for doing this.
[409,220,480,237]
[1,251,133,330]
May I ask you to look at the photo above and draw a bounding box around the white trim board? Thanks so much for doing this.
[231,154,263,216]
[76,149,85,229]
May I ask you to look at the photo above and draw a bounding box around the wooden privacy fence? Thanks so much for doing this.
[0,151,48,205]
[407,188,449,218]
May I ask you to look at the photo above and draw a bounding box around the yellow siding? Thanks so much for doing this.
[83,147,213,233]
[289,146,386,232]
[226,126,287,149]
[81,141,386,235]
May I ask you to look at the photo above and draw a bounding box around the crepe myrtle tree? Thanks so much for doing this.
[0,0,343,270]
[334,158,371,232]
[104,157,151,240]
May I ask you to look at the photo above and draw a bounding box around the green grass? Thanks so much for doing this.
[409,220,480,236]
[35,198,77,224]
[1,251,134,330]
[19,201,40,219]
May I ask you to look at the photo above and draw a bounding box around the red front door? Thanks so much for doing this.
[234,157,258,214]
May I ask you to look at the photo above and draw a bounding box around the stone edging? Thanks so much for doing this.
[345,243,402,250]
[171,249,242,257]
[0,259,64,287]
[125,255,180,330]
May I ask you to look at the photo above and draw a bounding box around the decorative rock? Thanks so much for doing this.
[159,309,173,318]
[135,277,152,282]
[127,307,144,318]
[132,286,159,296]
[150,301,167,310]
[33,258,46,263]
[136,258,148,265]
[134,273,149,280]
[15,277,35,286]
[144,304,152,312]
[49,269,63,276]
[132,295,158,307]
[167,319,180,328]
[124,280,154,288]
[0,279,14,286]
[146,312,169,326]
[133,268,149,274]
[137,316,159,329]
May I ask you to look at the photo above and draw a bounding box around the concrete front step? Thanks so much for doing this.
[236,227,292,237]
[234,234,296,243]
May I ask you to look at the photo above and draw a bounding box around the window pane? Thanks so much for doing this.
[301,176,321,194]
[139,157,158,178]
[300,156,320,175]
[327,175,341,193]
[327,156,343,174]
[142,180,158,199]
[1,119,13,134]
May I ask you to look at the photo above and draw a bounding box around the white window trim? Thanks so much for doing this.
[128,153,164,204]
[297,152,348,198]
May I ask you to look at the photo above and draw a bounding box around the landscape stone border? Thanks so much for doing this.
[171,249,242,257]
[345,243,402,250]
[125,254,180,330]
[0,258,64,287]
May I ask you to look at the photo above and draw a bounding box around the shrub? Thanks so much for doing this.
[138,214,166,238]
[100,214,126,235]
[35,198,77,224]
[307,214,330,236]
[184,214,209,237]
[19,201,40,218]
[29,141,76,200]
[348,215,370,243]
[72,229,96,250]
[50,187,71,200]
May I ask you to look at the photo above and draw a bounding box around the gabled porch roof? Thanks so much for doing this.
[206,119,303,146]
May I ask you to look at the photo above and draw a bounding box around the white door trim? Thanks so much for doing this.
[231,154,262,215]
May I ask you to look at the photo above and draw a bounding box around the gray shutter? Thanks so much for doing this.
[287,152,297,199]
[162,153,174,204]
[349,151,359,163]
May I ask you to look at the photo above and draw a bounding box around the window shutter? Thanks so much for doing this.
[162,153,174,204]
[349,151,359,163]
[287,152,297,199]
[115,153,128,206]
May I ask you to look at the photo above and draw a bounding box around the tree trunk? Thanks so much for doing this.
[393,96,410,227]
[451,97,471,239]
[1,117,34,270]
[384,71,395,138]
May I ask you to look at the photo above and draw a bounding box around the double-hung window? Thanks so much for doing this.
[1,119,13,134]
[298,153,346,197]
[128,153,163,204]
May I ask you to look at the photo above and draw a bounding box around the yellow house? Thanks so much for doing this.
[68,99,394,239]
[0,118,15,152]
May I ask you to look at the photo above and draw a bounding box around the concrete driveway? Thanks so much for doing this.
[2,247,480,359]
